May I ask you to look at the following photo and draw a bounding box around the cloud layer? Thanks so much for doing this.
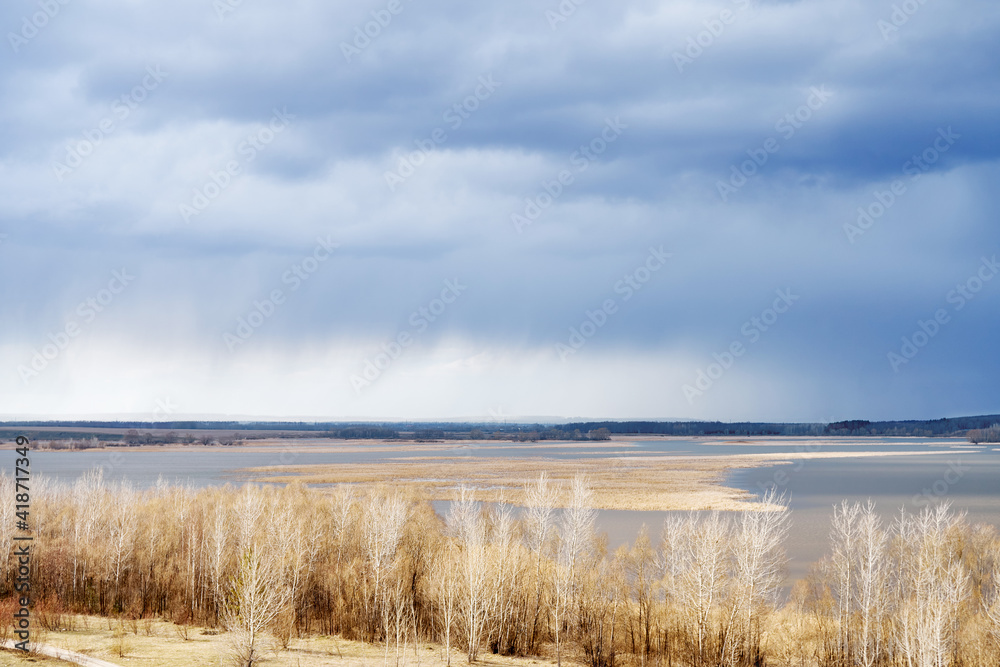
[1,0,998,421]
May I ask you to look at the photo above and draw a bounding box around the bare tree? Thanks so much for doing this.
[982,559,1000,648]
[285,510,324,640]
[448,486,489,662]
[107,481,139,612]
[223,543,291,667]
[328,484,356,634]
[330,484,355,568]
[430,541,460,666]
[855,500,888,667]
[664,511,730,664]
[523,472,557,650]
[622,525,657,662]
[361,489,408,659]
[206,499,232,624]
[0,473,14,578]
[894,503,969,667]
[70,469,104,605]
[168,484,198,619]
[235,485,264,552]
[554,475,597,667]
[578,552,621,667]
[724,489,789,666]
[484,497,529,655]
[830,499,861,663]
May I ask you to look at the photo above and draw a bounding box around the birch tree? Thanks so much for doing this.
[485,499,525,655]
[665,511,730,664]
[206,499,232,624]
[362,489,408,652]
[223,543,291,667]
[555,476,597,667]
[855,501,888,667]
[523,472,557,650]
[449,486,488,662]
[108,481,139,612]
[830,499,860,663]
[894,503,969,667]
[430,541,460,666]
[724,489,789,666]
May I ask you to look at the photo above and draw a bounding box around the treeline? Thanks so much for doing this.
[824,415,1000,437]
[31,437,103,450]
[123,427,403,445]
[4,475,1000,666]
[123,430,255,446]
[329,427,402,439]
[117,426,609,444]
[7,414,1000,443]
[968,424,1000,444]
[465,428,611,442]
[561,415,1000,438]
[1,420,356,431]
[557,421,827,437]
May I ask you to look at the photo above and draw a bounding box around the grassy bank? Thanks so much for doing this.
[1,614,571,667]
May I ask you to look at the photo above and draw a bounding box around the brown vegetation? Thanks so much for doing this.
[968,424,1000,444]
[3,472,1000,667]
[246,449,956,512]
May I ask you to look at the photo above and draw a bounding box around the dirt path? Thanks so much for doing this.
[1,639,124,667]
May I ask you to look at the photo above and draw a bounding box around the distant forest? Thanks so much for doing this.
[558,414,1000,438]
[2,414,999,446]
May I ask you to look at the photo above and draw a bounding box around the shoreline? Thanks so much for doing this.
[1,436,972,512]
[0,433,969,453]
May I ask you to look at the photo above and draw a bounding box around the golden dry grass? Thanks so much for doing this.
[248,455,749,511]
[0,615,579,667]
[5,435,963,512]
[247,447,961,512]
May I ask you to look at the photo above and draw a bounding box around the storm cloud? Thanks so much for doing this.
[1,0,998,421]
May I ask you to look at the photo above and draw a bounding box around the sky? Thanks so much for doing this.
[0,0,998,422]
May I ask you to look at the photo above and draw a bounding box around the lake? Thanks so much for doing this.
[4,437,997,590]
